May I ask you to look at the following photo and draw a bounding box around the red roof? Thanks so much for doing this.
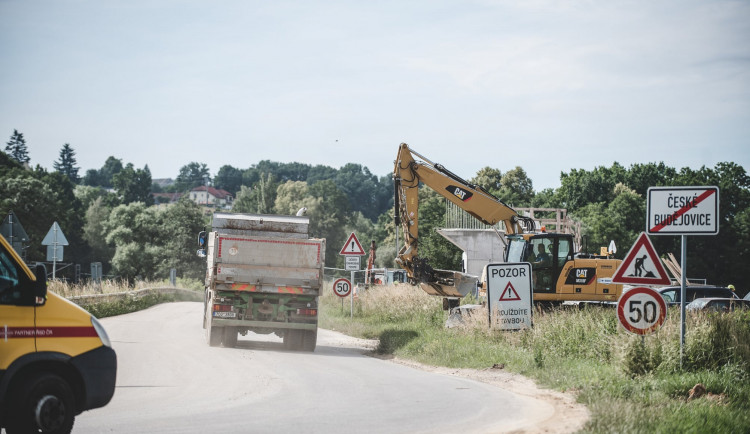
[191,186,233,199]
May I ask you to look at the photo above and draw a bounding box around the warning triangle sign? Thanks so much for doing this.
[339,232,365,255]
[611,232,670,286]
[499,282,521,301]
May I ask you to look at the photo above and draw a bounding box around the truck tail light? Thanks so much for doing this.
[296,308,317,316]
[213,304,232,312]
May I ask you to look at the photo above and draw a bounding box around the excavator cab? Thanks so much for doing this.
[505,233,574,293]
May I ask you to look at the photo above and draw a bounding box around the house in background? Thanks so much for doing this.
[152,192,183,206]
[190,186,233,209]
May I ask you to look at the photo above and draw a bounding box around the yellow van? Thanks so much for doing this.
[0,234,116,433]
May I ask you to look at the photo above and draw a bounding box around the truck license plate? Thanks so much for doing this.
[213,311,237,318]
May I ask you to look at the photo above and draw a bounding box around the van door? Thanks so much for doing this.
[0,238,37,370]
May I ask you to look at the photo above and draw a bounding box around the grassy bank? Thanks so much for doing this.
[319,284,750,433]
[49,279,203,318]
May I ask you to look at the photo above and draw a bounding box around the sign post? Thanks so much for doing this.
[485,263,533,330]
[646,186,719,367]
[339,232,366,318]
[42,222,69,279]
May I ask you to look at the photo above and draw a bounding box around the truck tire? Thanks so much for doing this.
[207,322,223,347]
[283,330,303,351]
[222,327,238,348]
[301,329,317,352]
[6,372,75,434]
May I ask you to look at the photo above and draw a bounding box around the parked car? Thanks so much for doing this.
[686,297,750,312]
[657,285,739,305]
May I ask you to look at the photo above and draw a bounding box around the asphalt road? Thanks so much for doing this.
[74,302,555,433]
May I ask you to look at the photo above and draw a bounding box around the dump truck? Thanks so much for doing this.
[199,212,325,351]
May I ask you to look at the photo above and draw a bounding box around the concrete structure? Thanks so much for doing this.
[436,229,507,278]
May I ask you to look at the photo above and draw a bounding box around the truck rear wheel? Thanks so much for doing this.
[207,322,222,347]
[6,372,75,434]
[283,330,303,350]
[222,327,238,348]
[301,329,317,352]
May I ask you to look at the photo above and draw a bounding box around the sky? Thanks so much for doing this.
[1,0,748,191]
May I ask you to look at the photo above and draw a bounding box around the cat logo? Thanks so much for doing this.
[577,269,588,279]
[446,185,473,202]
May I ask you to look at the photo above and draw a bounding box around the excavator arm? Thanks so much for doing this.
[393,143,535,297]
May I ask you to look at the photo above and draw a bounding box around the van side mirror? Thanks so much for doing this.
[34,263,47,306]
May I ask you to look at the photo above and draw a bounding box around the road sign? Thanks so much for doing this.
[617,287,668,335]
[339,232,365,255]
[333,278,352,298]
[46,245,64,261]
[42,221,69,246]
[485,263,533,330]
[611,232,671,286]
[647,186,719,235]
[345,256,360,271]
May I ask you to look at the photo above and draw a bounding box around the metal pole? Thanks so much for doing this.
[680,235,687,369]
[350,270,355,318]
[52,225,58,280]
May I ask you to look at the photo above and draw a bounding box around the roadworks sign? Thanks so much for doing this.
[611,232,670,286]
[485,263,533,330]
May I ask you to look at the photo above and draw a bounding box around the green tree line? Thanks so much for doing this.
[2,129,748,291]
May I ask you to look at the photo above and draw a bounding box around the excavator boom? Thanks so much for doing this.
[393,143,534,297]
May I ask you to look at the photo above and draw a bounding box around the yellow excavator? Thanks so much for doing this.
[393,143,623,308]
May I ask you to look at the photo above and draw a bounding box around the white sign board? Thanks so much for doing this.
[345,256,360,271]
[647,186,719,235]
[485,263,533,330]
[42,221,69,246]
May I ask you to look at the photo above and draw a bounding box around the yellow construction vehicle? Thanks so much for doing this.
[393,143,623,308]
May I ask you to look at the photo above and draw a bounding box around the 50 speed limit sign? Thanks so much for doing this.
[617,287,668,335]
[333,278,352,298]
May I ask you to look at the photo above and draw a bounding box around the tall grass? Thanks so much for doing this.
[49,278,203,318]
[320,283,750,433]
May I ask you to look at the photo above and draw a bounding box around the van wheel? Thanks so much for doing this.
[6,372,75,434]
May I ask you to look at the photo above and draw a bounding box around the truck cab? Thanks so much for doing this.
[0,235,117,433]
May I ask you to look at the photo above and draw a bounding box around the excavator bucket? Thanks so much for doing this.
[418,269,478,298]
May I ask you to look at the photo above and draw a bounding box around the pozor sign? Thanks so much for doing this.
[647,186,719,235]
[485,263,533,330]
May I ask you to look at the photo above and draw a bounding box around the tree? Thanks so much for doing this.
[113,163,154,205]
[417,188,462,271]
[83,156,123,188]
[308,180,351,266]
[559,163,627,210]
[498,166,534,206]
[53,143,80,183]
[157,197,206,280]
[214,165,243,195]
[5,129,30,165]
[471,167,503,195]
[274,181,310,215]
[174,162,210,192]
[334,163,389,221]
[83,196,115,265]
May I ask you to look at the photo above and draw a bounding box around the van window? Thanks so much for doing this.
[0,247,21,303]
